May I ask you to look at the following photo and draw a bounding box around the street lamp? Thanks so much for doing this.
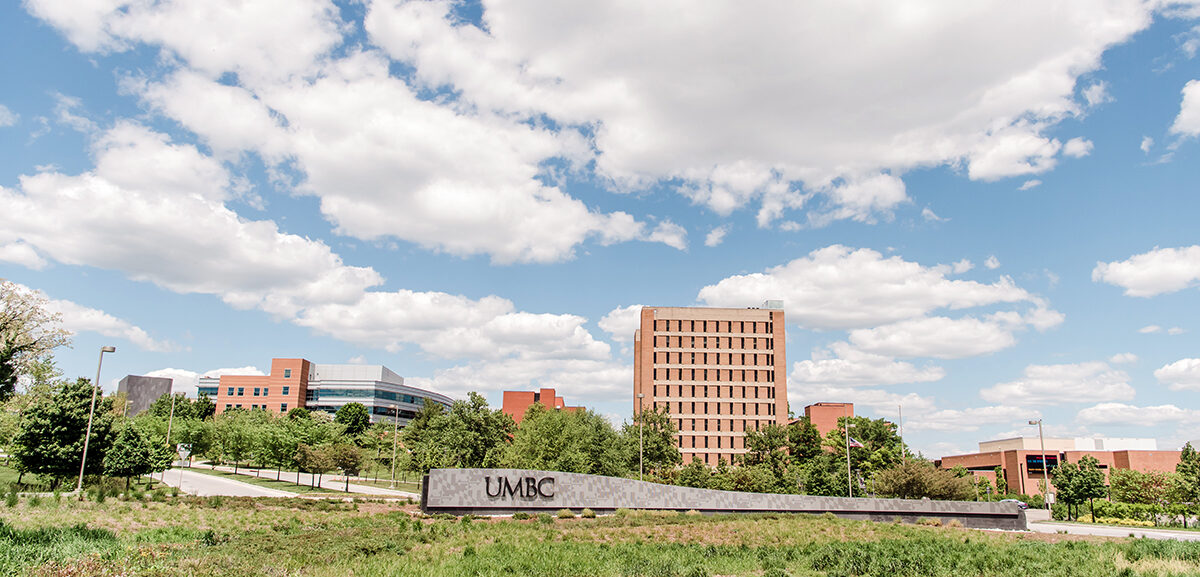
[389,401,401,489]
[844,420,855,497]
[1029,419,1050,510]
[77,345,116,497]
[637,393,645,481]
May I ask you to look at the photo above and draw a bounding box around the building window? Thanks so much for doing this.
[283,386,290,396]
[281,403,287,412]
[235,404,242,408]
[253,387,260,396]
[284,369,292,378]
[224,404,231,410]
[227,387,234,396]
[237,387,244,396]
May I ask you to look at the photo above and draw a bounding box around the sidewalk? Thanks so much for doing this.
[200,464,420,498]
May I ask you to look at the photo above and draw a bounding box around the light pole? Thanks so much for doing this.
[844,420,854,498]
[637,393,645,481]
[1029,419,1050,510]
[161,383,177,481]
[389,402,400,489]
[77,345,116,497]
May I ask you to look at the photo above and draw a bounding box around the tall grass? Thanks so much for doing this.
[0,519,120,575]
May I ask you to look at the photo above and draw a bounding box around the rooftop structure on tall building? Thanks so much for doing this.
[118,375,172,416]
[501,388,580,424]
[633,302,787,466]
[212,358,452,426]
[803,402,854,437]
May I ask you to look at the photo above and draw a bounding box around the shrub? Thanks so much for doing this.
[615,508,633,517]
[537,513,554,524]
[4,490,16,508]
[512,512,531,520]
[28,495,41,507]
[459,515,473,525]
[581,508,597,518]
[556,508,575,519]
[916,517,942,527]
[946,519,964,528]
[684,509,701,516]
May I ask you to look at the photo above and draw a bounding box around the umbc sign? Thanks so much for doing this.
[485,476,555,499]
[420,468,1027,530]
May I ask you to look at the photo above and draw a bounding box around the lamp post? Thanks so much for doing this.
[389,402,401,489]
[844,420,854,498]
[1029,419,1050,510]
[76,345,116,497]
[637,393,645,481]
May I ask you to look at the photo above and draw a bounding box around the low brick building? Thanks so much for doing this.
[502,388,579,424]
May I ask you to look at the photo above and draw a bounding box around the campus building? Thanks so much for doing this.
[803,402,854,437]
[501,388,580,424]
[633,303,788,466]
[117,374,173,416]
[210,358,452,426]
[937,437,1181,497]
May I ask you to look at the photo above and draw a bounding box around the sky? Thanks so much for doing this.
[3,0,1200,459]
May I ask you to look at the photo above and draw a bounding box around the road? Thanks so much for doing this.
[156,467,297,497]
[1029,521,1200,541]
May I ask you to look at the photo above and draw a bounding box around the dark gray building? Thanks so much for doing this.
[117,375,172,416]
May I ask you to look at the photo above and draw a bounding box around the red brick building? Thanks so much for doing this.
[501,388,579,424]
[633,303,788,466]
[803,402,854,437]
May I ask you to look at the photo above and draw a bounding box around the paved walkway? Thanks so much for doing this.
[157,467,297,497]
[1029,520,1200,541]
[204,465,420,498]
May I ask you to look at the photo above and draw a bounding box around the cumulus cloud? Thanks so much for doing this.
[789,342,945,386]
[1018,179,1042,190]
[921,207,946,222]
[6,281,175,352]
[848,316,1018,359]
[1140,324,1163,334]
[788,383,936,419]
[145,366,264,398]
[1141,136,1154,154]
[704,226,729,247]
[1077,403,1198,426]
[697,245,1036,330]
[0,104,17,127]
[0,242,48,270]
[985,255,1001,269]
[951,259,973,274]
[1108,353,1139,364]
[597,305,644,345]
[906,405,1037,432]
[1062,137,1094,158]
[1083,82,1112,107]
[1171,79,1200,137]
[647,221,688,251]
[980,361,1135,406]
[1093,246,1200,297]
[1155,358,1200,391]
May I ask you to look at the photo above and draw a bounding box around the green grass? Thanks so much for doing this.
[185,467,346,495]
[7,500,1200,576]
[340,477,422,493]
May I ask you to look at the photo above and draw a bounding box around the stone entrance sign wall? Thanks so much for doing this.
[421,468,1027,530]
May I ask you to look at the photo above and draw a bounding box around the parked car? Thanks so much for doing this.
[1000,498,1028,510]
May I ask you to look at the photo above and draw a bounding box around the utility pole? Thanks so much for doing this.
[844,415,853,498]
[1030,419,1051,510]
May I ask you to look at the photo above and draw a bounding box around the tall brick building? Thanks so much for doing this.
[633,303,788,466]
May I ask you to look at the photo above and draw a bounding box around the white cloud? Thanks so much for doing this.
[1018,179,1042,190]
[1077,402,1198,426]
[789,342,945,386]
[1171,79,1200,137]
[1155,358,1200,391]
[788,383,936,418]
[0,242,48,270]
[967,129,1061,181]
[697,245,1035,330]
[1062,137,1094,158]
[1083,82,1113,107]
[951,259,973,274]
[1169,326,1187,335]
[647,220,688,251]
[704,226,729,247]
[52,93,96,133]
[985,255,1001,269]
[906,405,1037,432]
[921,207,946,222]
[145,366,264,398]
[979,361,1135,406]
[848,316,1018,359]
[1139,324,1162,334]
[409,357,629,402]
[1140,136,1154,154]
[0,104,17,127]
[1093,245,1200,297]
[45,295,176,352]
[1108,353,1139,364]
[597,304,644,345]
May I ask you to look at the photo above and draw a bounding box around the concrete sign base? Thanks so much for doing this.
[421,468,1027,530]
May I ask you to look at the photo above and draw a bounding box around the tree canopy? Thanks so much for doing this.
[0,281,72,402]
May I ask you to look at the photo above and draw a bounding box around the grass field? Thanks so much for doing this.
[184,467,346,496]
[6,496,1200,576]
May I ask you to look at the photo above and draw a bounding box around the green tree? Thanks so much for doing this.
[799,455,845,497]
[1074,455,1108,519]
[677,456,710,488]
[823,415,903,480]
[213,409,257,473]
[873,460,974,501]
[402,400,450,473]
[993,466,1008,496]
[258,418,298,481]
[404,394,513,472]
[103,422,155,490]
[294,443,335,488]
[506,404,626,477]
[335,402,370,437]
[742,423,791,492]
[1051,458,1081,519]
[147,393,194,421]
[328,443,364,492]
[193,393,216,420]
[786,417,823,464]
[0,281,72,402]
[10,377,114,487]
[621,405,681,476]
[1176,443,1200,528]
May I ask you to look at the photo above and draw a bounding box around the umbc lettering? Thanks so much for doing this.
[484,476,555,499]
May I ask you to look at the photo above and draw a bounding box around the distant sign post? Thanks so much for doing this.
[176,444,192,492]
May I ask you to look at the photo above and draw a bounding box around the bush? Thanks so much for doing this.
[581,508,596,518]
[512,512,531,520]
[916,517,942,526]
[556,508,575,519]
[537,513,553,524]
[4,490,16,508]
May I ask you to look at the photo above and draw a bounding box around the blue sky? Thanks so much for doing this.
[3,0,1200,458]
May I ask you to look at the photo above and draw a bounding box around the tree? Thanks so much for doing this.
[0,281,72,402]
[335,402,370,437]
[328,443,365,492]
[823,416,903,480]
[993,466,1008,496]
[213,410,257,474]
[11,377,114,487]
[620,405,681,476]
[103,423,156,490]
[1074,455,1107,519]
[294,443,334,488]
[799,455,845,497]
[404,394,513,473]
[677,456,711,488]
[1051,459,1081,519]
[193,393,216,420]
[1177,443,1200,528]
[786,417,823,464]
[402,400,450,473]
[873,460,974,501]
[742,423,792,492]
[506,404,626,477]
[258,418,298,481]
